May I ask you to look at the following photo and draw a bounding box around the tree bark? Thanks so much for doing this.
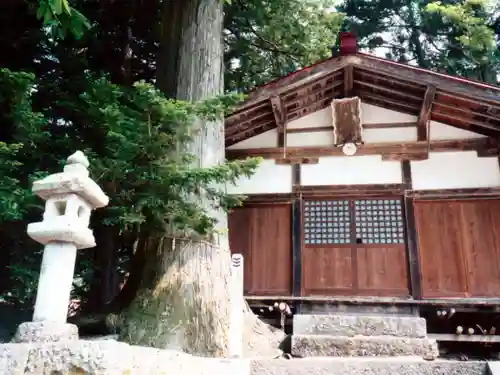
[119,0,283,357]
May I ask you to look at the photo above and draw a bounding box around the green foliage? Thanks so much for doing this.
[224,0,344,91]
[339,0,499,83]
[0,68,258,305]
[37,0,90,39]
[425,0,499,77]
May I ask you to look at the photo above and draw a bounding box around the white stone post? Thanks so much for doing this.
[13,151,109,343]
[228,254,244,358]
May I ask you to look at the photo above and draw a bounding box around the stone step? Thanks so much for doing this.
[292,334,439,358]
[293,314,427,338]
[251,357,487,375]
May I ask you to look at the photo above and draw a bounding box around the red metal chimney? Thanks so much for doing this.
[339,32,358,56]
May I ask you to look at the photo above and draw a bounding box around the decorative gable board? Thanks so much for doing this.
[411,151,500,190]
[331,97,363,146]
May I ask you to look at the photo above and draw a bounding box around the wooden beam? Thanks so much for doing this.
[270,95,286,147]
[292,198,302,297]
[286,122,416,134]
[240,193,295,205]
[292,164,301,185]
[382,152,428,161]
[287,126,333,134]
[363,122,416,129]
[402,161,422,300]
[417,85,436,141]
[408,187,500,199]
[227,138,495,160]
[276,157,318,165]
[344,65,353,97]
[294,184,403,197]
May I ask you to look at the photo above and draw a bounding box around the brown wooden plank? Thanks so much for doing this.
[302,246,354,296]
[417,85,436,141]
[229,204,293,295]
[356,245,409,296]
[242,193,295,205]
[414,201,468,298]
[459,200,500,297]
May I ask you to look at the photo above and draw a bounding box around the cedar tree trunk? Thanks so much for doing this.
[118,0,283,357]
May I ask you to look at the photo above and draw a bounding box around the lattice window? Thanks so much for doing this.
[303,200,351,245]
[354,199,405,244]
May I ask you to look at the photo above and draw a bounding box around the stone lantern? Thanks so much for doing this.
[13,151,109,343]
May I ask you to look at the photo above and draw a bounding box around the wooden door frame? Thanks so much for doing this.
[298,185,409,297]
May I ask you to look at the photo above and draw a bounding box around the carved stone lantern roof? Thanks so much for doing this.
[31,151,109,208]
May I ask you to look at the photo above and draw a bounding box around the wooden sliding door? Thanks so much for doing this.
[414,199,500,298]
[228,204,292,296]
[301,198,409,297]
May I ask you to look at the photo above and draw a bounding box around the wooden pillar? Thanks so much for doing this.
[402,160,422,299]
[291,164,302,298]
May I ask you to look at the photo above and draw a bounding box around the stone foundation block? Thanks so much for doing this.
[292,334,439,358]
[293,314,427,338]
[251,358,488,375]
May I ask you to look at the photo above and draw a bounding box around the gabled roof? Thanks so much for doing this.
[225,52,500,147]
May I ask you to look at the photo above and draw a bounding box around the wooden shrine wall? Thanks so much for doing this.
[414,199,500,298]
[228,204,292,296]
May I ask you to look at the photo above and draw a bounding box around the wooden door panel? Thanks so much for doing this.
[414,201,467,298]
[228,208,253,293]
[356,245,409,296]
[459,200,500,297]
[229,204,292,296]
[302,247,353,295]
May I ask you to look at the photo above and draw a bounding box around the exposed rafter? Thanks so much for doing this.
[344,65,354,97]
[270,95,286,147]
[417,85,436,141]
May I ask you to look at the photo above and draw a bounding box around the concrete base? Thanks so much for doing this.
[0,340,250,375]
[11,322,78,343]
[293,314,427,337]
[251,357,488,375]
[292,335,438,359]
